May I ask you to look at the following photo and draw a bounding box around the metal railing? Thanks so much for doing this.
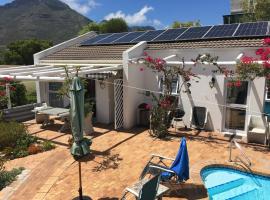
[229,139,252,167]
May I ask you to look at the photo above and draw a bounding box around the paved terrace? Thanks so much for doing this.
[2,120,270,200]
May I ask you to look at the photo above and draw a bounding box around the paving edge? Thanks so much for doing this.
[0,169,31,200]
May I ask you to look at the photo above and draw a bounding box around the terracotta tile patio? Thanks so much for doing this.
[3,120,270,200]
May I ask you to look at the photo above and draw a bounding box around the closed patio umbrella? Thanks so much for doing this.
[70,76,92,200]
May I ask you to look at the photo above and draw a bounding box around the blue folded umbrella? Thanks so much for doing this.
[161,137,189,182]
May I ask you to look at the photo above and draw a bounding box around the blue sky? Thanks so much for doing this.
[0,0,230,28]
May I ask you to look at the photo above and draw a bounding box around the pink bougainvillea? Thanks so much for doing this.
[263,38,270,45]
[256,48,264,55]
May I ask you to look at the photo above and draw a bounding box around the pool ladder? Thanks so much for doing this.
[229,139,252,167]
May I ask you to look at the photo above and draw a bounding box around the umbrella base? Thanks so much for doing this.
[72,196,92,200]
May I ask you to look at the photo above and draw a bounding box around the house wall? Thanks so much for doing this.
[123,46,266,134]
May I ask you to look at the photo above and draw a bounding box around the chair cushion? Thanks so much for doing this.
[249,128,266,134]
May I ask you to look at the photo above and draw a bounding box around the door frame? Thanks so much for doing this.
[222,79,251,135]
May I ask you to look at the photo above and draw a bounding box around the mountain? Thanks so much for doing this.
[0,0,91,48]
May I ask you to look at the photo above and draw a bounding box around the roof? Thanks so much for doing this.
[40,38,264,61]
[41,44,133,61]
[146,38,264,50]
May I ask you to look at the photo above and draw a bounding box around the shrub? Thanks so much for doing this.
[41,141,55,151]
[0,122,29,150]
[26,91,37,104]
[0,167,24,190]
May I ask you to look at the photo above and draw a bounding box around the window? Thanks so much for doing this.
[159,77,179,95]
[226,81,248,105]
[48,82,63,107]
[266,87,270,100]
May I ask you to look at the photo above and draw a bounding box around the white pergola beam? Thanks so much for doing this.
[163,55,177,61]
[0,65,35,71]
[64,65,123,76]
[0,75,65,81]
[0,65,54,74]
[10,67,59,75]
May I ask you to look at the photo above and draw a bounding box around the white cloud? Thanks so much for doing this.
[60,0,100,15]
[153,19,162,27]
[104,5,163,28]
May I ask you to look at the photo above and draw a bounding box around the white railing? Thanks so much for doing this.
[229,139,252,167]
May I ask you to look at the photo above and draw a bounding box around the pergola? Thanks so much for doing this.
[0,64,123,107]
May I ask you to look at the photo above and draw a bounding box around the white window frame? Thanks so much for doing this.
[265,86,270,101]
[158,76,179,95]
[222,79,251,134]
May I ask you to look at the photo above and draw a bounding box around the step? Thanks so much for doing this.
[212,185,257,200]
[204,171,243,189]
[229,189,259,200]
[208,178,245,196]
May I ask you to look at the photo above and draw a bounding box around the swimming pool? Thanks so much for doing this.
[200,165,270,200]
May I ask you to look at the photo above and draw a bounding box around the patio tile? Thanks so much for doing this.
[5,122,270,199]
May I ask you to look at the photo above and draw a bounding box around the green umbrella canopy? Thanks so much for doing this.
[70,76,91,159]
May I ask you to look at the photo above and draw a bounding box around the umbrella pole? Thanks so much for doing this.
[78,161,83,200]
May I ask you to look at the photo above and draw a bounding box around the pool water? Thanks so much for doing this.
[200,166,270,200]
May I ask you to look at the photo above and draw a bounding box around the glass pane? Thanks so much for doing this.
[226,81,248,105]
[159,77,178,94]
[49,82,63,91]
[225,107,246,130]
[49,93,63,108]
[267,88,270,99]
[171,79,178,94]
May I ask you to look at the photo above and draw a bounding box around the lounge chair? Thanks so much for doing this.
[247,115,267,144]
[190,106,208,129]
[141,138,189,184]
[121,168,169,200]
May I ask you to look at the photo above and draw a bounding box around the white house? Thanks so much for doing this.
[0,21,269,137]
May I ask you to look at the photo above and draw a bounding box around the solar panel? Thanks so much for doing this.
[152,28,188,41]
[204,24,239,38]
[132,30,165,42]
[96,32,129,44]
[234,22,268,37]
[80,34,112,46]
[113,31,147,43]
[177,26,212,40]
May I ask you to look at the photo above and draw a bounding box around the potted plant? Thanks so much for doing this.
[84,102,94,135]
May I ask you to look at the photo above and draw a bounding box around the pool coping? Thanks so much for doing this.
[200,163,270,179]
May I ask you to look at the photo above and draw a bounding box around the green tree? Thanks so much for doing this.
[78,22,100,35]
[10,82,27,107]
[241,0,270,22]
[78,18,129,35]
[3,39,52,65]
[171,20,201,28]
[99,18,129,33]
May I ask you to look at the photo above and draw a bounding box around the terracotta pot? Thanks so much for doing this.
[84,112,94,135]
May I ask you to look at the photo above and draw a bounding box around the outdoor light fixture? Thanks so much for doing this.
[99,80,106,89]
[236,53,244,60]
[209,77,216,88]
